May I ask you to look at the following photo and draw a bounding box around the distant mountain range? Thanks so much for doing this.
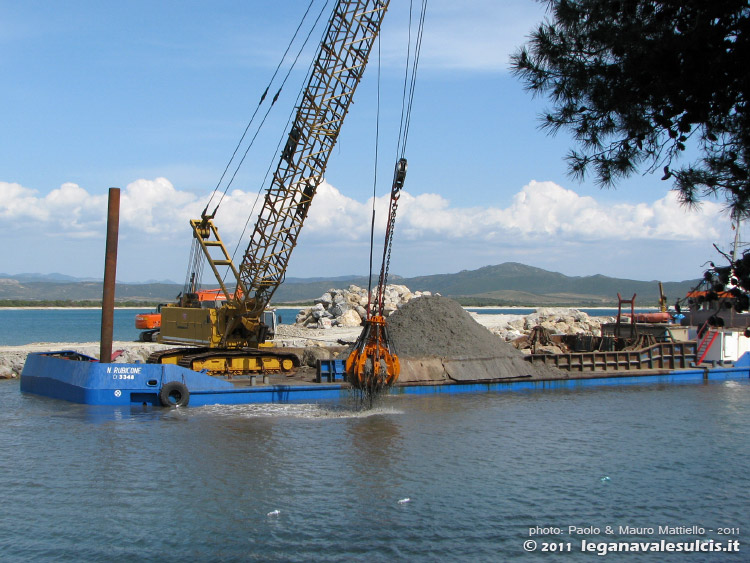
[0,272,178,284]
[0,272,100,283]
[0,263,699,306]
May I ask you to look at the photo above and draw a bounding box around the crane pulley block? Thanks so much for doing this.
[393,158,407,191]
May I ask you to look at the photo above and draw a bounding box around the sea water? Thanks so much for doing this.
[0,308,304,346]
[0,378,746,561]
[0,308,639,347]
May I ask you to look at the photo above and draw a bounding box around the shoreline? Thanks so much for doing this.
[0,308,620,379]
[0,305,658,311]
[0,306,150,311]
[0,307,622,350]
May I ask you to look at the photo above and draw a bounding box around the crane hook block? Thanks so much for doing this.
[393,158,407,191]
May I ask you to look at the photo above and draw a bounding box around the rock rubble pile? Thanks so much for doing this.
[295,284,433,329]
[484,308,614,342]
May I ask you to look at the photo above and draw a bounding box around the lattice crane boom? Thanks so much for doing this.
[158,0,391,357]
[240,0,390,317]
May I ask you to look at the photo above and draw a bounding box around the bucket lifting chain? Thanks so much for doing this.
[346,158,407,392]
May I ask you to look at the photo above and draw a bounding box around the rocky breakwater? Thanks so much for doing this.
[483,308,614,348]
[295,284,432,329]
[0,342,171,379]
[386,296,565,384]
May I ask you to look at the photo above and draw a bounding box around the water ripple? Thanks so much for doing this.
[0,379,747,561]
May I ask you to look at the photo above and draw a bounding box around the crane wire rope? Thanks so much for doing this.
[208,0,337,294]
[189,0,329,292]
[365,35,383,314]
[209,0,330,216]
[203,0,321,214]
[223,1,332,275]
[398,0,426,157]
[369,0,427,314]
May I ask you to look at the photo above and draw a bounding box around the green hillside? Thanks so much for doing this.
[0,263,699,307]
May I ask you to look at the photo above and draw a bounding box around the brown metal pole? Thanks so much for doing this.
[100,187,120,363]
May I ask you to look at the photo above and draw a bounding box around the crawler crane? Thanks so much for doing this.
[148,0,400,386]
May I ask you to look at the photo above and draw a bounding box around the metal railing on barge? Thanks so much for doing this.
[525,341,698,372]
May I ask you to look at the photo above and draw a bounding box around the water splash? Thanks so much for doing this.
[194,402,403,420]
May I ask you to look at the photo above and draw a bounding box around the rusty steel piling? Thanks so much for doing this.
[100,187,120,363]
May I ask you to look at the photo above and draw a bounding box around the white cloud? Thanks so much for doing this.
[307,180,720,244]
[119,178,200,236]
[0,177,727,281]
[485,181,722,242]
[1,178,721,244]
[0,182,50,221]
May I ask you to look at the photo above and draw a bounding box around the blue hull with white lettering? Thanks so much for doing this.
[20,352,346,406]
[20,351,750,407]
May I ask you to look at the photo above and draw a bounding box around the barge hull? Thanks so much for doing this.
[394,366,747,396]
[19,351,750,407]
[20,353,346,406]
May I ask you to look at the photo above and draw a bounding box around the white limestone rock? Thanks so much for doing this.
[296,284,422,326]
[336,309,362,327]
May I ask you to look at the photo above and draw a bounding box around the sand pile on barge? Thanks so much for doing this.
[386,296,565,383]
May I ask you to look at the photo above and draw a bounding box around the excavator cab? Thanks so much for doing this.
[262,309,277,340]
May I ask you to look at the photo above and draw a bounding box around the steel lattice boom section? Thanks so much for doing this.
[240,0,390,315]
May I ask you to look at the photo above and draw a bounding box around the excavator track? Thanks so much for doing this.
[146,347,211,366]
[147,347,299,377]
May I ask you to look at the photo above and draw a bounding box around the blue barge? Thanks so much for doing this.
[20,350,750,407]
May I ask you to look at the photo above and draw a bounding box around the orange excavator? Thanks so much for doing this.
[134,306,164,342]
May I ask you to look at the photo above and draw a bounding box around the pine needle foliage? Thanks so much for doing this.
[512,0,750,219]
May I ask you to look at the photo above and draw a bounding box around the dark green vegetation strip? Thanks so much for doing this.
[0,300,159,308]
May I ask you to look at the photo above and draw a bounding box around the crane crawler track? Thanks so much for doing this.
[147,347,299,377]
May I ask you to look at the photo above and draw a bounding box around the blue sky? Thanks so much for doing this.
[0,0,736,285]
